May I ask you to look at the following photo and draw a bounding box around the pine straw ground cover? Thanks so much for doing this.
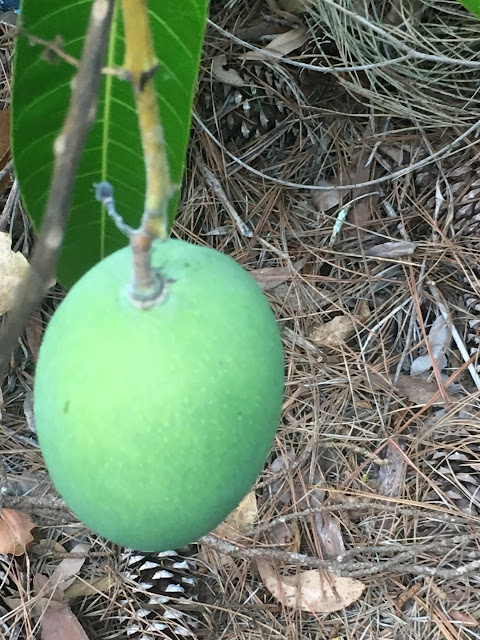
[1,0,480,638]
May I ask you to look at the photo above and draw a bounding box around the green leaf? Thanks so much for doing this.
[458,0,480,17]
[12,0,208,287]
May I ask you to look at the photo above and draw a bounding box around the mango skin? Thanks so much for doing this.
[34,239,284,551]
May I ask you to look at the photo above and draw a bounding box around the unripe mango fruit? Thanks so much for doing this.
[34,239,284,551]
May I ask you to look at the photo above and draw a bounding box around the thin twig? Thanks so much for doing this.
[200,164,253,237]
[0,0,116,376]
[208,17,480,71]
[193,114,480,191]
[198,534,480,580]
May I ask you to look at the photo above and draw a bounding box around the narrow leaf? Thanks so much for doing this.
[458,0,480,18]
[12,0,208,286]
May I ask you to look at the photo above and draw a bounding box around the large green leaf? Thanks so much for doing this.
[12,0,208,286]
[458,0,480,17]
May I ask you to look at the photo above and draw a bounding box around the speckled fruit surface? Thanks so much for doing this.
[34,239,284,551]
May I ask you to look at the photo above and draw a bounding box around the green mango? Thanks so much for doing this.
[34,239,284,551]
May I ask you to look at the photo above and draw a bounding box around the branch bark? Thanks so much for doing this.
[0,0,116,376]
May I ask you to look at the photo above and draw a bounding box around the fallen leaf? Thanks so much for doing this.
[264,25,309,54]
[377,439,407,498]
[213,491,258,541]
[393,373,451,406]
[342,151,377,237]
[33,572,90,639]
[365,241,416,258]
[449,609,478,627]
[211,55,246,87]
[251,258,307,291]
[275,0,311,13]
[378,143,405,166]
[309,307,370,349]
[309,316,355,348]
[64,575,114,600]
[311,180,341,212]
[201,492,259,568]
[34,573,64,604]
[269,448,296,505]
[257,562,365,612]
[23,390,36,432]
[40,605,90,640]
[241,26,308,60]
[25,310,44,363]
[411,315,451,375]
[0,232,29,316]
[49,543,90,591]
[251,266,293,290]
[266,521,301,553]
[235,17,286,42]
[34,539,67,555]
[314,512,345,560]
[0,509,35,555]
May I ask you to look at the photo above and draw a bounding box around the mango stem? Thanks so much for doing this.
[120,0,174,308]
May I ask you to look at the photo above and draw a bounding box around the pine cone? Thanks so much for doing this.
[0,554,25,639]
[450,167,480,239]
[117,547,199,639]
[200,58,296,148]
[423,427,480,517]
[412,155,480,371]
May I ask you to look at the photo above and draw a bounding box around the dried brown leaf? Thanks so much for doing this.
[211,55,246,87]
[365,241,416,258]
[64,575,114,600]
[241,26,308,60]
[251,266,296,292]
[410,315,450,375]
[449,610,478,627]
[34,539,67,554]
[257,562,365,613]
[377,440,407,498]
[0,509,35,555]
[314,512,345,560]
[34,573,64,605]
[309,316,355,348]
[49,543,90,591]
[393,373,451,406]
[213,491,258,541]
[251,258,307,291]
[309,305,369,348]
[311,180,341,212]
[25,310,44,363]
[266,521,301,552]
[38,595,90,640]
[269,448,296,505]
[274,0,311,13]
[0,232,29,316]
[344,153,376,235]
[33,572,90,639]
[379,144,404,165]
